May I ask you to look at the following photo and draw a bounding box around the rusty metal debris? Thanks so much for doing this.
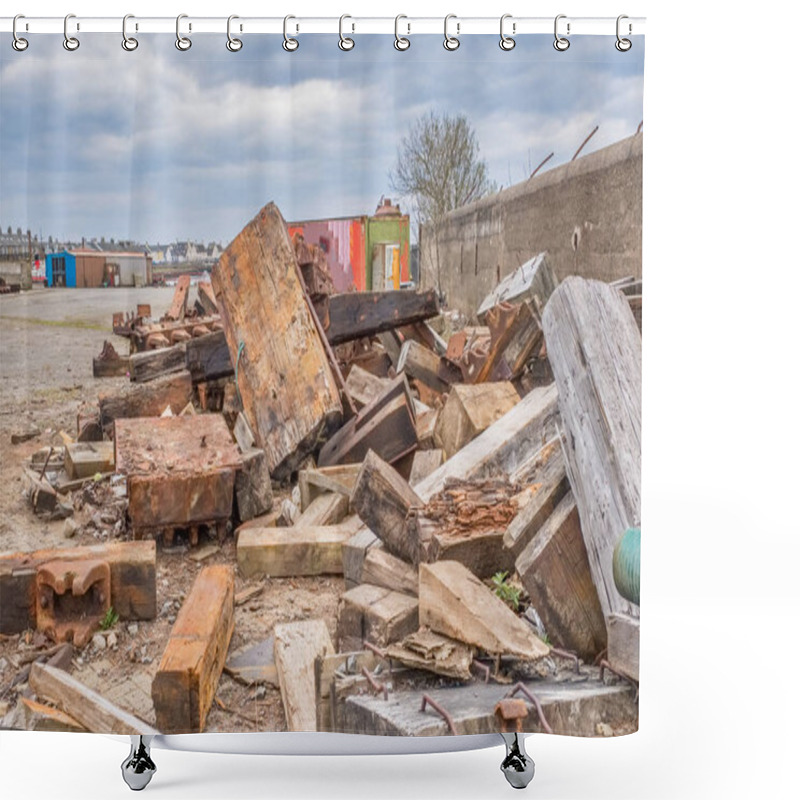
[420,694,457,735]
[506,682,554,735]
[360,666,389,701]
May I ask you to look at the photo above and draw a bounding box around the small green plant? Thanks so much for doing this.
[100,607,119,630]
[491,571,521,610]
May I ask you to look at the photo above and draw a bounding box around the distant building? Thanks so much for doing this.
[45,249,152,288]
[288,199,411,292]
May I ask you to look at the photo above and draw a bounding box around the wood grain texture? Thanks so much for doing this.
[542,277,641,621]
[211,203,342,480]
[237,522,358,578]
[361,547,418,597]
[151,565,235,733]
[351,450,423,564]
[30,663,158,734]
[419,561,549,660]
[515,492,606,660]
[274,619,334,731]
[98,371,193,431]
[338,584,419,653]
[607,613,639,680]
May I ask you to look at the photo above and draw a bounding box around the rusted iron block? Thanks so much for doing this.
[494,698,529,733]
[36,558,111,647]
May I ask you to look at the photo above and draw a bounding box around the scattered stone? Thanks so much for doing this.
[62,518,79,539]
[91,633,106,651]
[253,685,268,701]
[127,623,139,636]
[106,632,118,649]
[12,428,41,445]
[596,722,613,737]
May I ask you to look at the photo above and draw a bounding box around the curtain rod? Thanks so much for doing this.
[0,16,645,37]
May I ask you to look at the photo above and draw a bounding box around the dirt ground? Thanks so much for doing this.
[0,287,344,732]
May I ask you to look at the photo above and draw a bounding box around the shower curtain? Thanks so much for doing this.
[0,26,644,738]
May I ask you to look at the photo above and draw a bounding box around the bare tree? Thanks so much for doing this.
[390,112,494,298]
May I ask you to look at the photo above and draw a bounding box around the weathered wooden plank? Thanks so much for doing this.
[318,375,418,469]
[196,281,218,315]
[351,450,423,564]
[413,383,560,501]
[99,371,193,431]
[211,203,343,480]
[342,528,379,588]
[0,541,157,634]
[341,674,636,737]
[419,561,549,660]
[129,343,187,383]
[234,447,273,523]
[237,522,358,578]
[314,650,382,732]
[274,619,334,732]
[502,441,569,560]
[29,663,158,734]
[295,493,349,527]
[338,584,419,653]
[408,449,444,488]
[397,340,462,395]
[433,382,519,458]
[325,289,440,346]
[298,464,361,511]
[542,277,641,621]
[515,492,606,660]
[361,547,418,597]
[384,630,473,680]
[477,252,557,321]
[152,565,235,733]
[607,613,639,681]
[19,697,87,732]
[185,330,234,384]
[64,441,115,480]
[164,274,191,321]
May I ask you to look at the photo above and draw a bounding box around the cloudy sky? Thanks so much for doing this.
[0,34,644,245]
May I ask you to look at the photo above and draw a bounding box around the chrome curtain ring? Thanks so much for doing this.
[227,15,243,51]
[63,13,80,51]
[339,15,354,51]
[283,15,299,51]
[12,14,29,51]
[554,14,570,51]
[615,15,632,51]
[499,14,515,51]
[394,15,410,51]
[443,14,460,51]
[122,14,138,51]
[176,14,192,51]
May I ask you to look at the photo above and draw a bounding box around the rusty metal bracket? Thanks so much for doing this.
[420,694,457,735]
[471,659,491,683]
[549,646,581,674]
[360,666,389,700]
[506,682,554,735]
[598,659,639,700]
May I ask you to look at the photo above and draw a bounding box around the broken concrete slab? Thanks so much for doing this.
[384,629,473,680]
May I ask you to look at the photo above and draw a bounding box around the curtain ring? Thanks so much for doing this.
[443,14,460,51]
[394,15,410,51]
[227,15,243,51]
[283,15,299,51]
[615,15,632,51]
[176,14,192,51]
[339,15,354,51]
[63,13,80,51]
[553,14,570,51]
[122,14,138,51]
[499,14,515,51]
[12,15,29,52]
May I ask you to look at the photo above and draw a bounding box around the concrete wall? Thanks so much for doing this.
[419,133,643,316]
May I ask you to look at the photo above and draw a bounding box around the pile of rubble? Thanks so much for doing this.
[0,201,641,738]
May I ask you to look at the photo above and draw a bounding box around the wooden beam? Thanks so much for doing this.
[542,277,641,621]
[325,289,439,346]
[19,697,86,732]
[351,450,424,564]
[185,330,234,384]
[515,492,606,660]
[413,383,560,501]
[342,528,379,588]
[502,440,569,560]
[433,382,519,458]
[29,663,158,734]
[361,547,418,597]
[211,203,343,480]
[129,343,186,383]
[419,561,549,660]
[338,584,418,653]
[236,521,359,578]
[0,541,157,634]
[607,613,639,681]
[274,619,334,732]
[397,339,461,395]
[152,565,235,733]
[164,274,191,321]
[294,493,349,527]
[98,370,193,431]
[234,448,273,523]
[298,464,361,511]
[408,449,444,488]
[318,375,418,469]
[64,441,115,480]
